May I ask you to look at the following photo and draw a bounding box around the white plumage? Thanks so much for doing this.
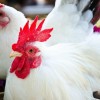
[42,0,93,45]
[0,4,27,79]
[4,33,100,100]
[0,0,94,79]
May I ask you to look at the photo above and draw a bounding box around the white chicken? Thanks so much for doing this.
[0,4,27,79]
[4,17,100,100]
[42,0,94,45]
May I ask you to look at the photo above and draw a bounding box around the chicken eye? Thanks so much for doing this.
[29,49,34,53]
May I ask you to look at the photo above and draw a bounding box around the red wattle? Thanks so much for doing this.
[10,57,21,73]
[10,55,41,79]
[15,59,30,79]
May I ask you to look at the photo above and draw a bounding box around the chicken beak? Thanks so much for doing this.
[10,51,22,58]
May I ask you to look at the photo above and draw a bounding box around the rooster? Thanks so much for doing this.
[42,0,94,45]
[4,17,100,100]
[0,3,27,79]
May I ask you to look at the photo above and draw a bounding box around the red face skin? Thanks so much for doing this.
[10,44,42,79]
[0,4,10,28]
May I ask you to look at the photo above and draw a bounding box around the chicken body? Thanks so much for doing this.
[4,33,100,100]
[0,4,27,79]
[42,0,93,45]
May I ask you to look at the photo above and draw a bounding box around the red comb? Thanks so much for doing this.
[0,3,4,8]
[12,16,53,51]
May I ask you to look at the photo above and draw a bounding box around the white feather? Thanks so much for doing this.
[77,0,90,11]
[42,0,93,46]
[4,33,100,100]
[55,0,78,8]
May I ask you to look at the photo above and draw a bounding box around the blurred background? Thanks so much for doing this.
[0,0,55,19]
[0,0,99,24]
